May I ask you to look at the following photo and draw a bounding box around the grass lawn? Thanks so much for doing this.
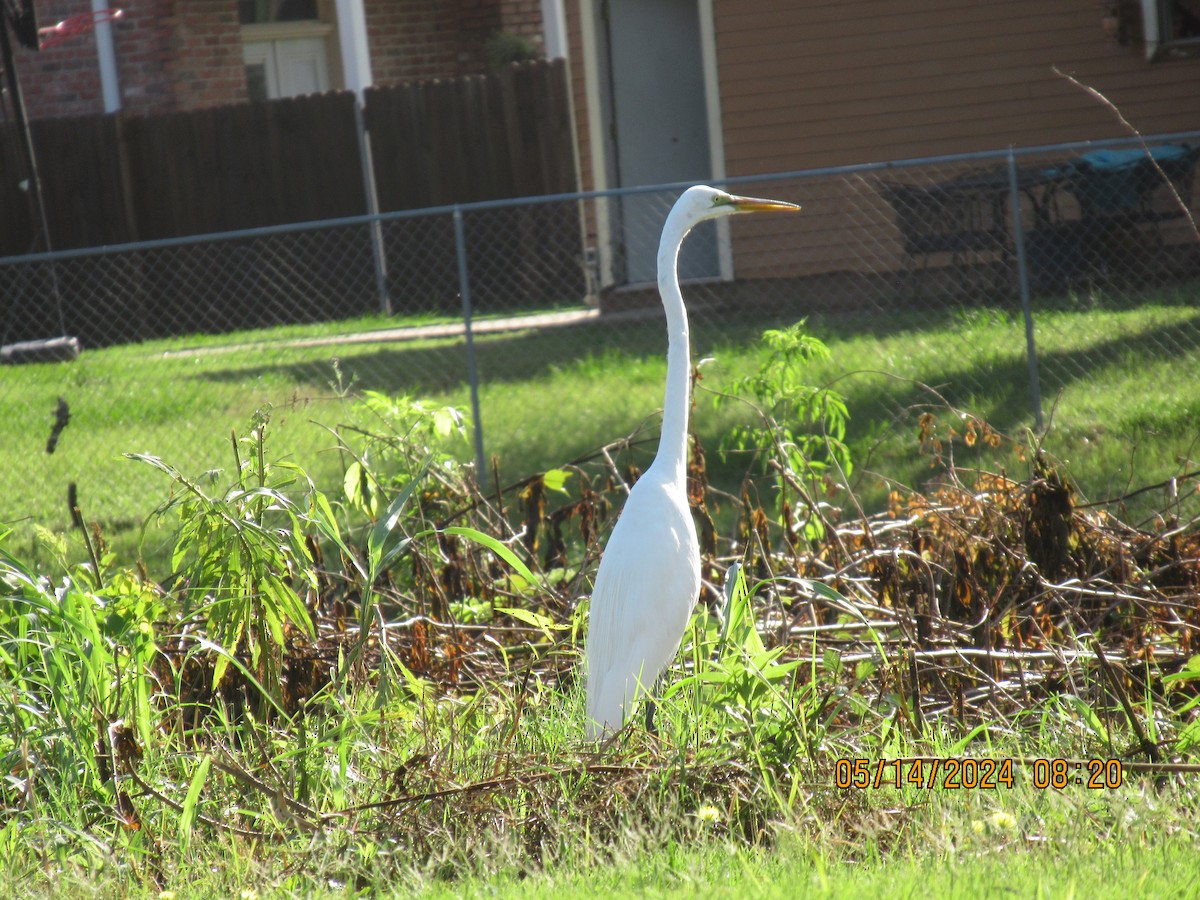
[3,290,1200,896]
[4,289,1200,565]
[422,831,1200,900]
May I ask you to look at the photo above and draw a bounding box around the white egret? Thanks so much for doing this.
[584,185,799,741]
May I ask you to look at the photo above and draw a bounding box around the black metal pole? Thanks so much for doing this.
[0,10,65,333]
[1007,147,1044,431]
[2,12,50,252]
[453,206,488,489]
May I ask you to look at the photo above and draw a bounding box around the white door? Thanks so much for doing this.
[244,37,330,100]
[600,0,715,284]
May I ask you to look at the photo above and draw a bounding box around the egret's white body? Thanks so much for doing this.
[584,186,799,740]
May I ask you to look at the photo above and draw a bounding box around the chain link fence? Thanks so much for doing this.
[2,131,1199,546]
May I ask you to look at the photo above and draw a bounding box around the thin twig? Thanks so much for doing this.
[1053,66,1200,242]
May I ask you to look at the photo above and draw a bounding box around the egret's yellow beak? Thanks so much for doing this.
[729,195,801,213]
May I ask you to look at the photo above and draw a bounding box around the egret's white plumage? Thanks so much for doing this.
[584,185,799,741]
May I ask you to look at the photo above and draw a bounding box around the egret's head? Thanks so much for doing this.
[667,185,800,239]
[707,187,801,217]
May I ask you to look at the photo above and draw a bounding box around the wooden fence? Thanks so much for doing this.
[0,58,576,252]
[0,59,582,346]
[365,57,576,208]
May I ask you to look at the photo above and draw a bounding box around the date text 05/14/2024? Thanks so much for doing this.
[834,758,1125,791]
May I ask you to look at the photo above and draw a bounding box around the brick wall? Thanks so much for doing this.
[111,0,177,114]
[165,1,248,111]
[365,0,545,85]
[11,0,104,118]
[499,0,545,44]
[364,1,459,84]
[11,0,245,119]
[11,0,545,120]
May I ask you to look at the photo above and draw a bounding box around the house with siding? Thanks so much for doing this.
[557,1,1199,191]
[13,1,1200,175]
[559,1,1200,287]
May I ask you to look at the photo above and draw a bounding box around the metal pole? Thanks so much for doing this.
[352,99,390,315]
[1007,147,1044,431]
[90,0,122,112]
[453,206,488,486]
[0,10,66,335]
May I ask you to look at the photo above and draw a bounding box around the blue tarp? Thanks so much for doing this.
[1063,144,1197,212]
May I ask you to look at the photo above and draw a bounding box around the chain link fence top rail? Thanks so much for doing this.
[2,131,1198,549]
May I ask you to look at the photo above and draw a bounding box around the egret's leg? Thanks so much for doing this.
[644,697,657,735]
[644,674,663,735]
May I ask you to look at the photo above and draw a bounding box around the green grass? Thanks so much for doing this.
[5,289,1200,566]
[9,814,1195,898]
[4,315,1200,898]
[3,674,1197,900]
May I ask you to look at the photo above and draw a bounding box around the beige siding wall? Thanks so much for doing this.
[715,0,1200,174]
[714,0,1200,278]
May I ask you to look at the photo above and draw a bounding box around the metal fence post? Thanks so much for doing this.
[351,99,391,315]
[453,206,488,487]
[1007,147,1045,431]
[0,10,66,337]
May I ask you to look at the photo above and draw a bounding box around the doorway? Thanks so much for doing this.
[597,0,717,284]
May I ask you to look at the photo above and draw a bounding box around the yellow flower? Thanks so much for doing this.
[695,804,721,824]
[989,810,1017,830]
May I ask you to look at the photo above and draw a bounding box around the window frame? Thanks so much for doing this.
[1141,0,1200,60]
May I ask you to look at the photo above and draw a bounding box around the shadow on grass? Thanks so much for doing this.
[187,296,1200,454]
[186,300,1012,395]
[839,308,1200,431]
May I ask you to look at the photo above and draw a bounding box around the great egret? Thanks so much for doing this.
[584,185,799,741]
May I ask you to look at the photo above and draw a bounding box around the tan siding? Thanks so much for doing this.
[709,0,1200,279]
[715,0,1200,175]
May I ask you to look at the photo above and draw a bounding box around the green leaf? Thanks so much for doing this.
[805,579,847,604]
[266,577,314,640]
[946,724,992,756]
[822,648,843,675]
[196,638,289,719]
[1176,718,1200,753]
[431,406,462,438]
[443,526,539,586]
[368,456,431,570]
[179,754,212,847]
[343,460,375,515]
[542,468,573,494]
[495,605,566,633]
[1061,693,1109,744]
[378,535,414,572]
[718,562,765,658]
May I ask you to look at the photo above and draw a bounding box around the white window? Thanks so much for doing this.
[239,1,320,25]
[1141,0,1200,60]
[240,0,335,100]
[244,35,331,100]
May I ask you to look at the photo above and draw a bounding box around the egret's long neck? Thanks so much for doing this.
[654,228,691,484]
